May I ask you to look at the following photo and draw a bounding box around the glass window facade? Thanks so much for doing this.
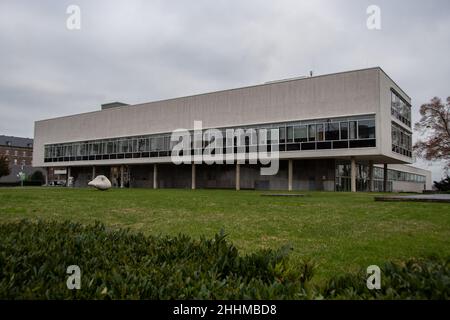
[326,123,340,141]
[358,120,375,139]
[44,115,376,163]
[391,89,411,127]
[316,124,324,141]
[349,121,357,140]
[340,122,348,140]
[391,122,412,157]
[308,124,316,142]
[335,162,426,192]
[294,125,307,142]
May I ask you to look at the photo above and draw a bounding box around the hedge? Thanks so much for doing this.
[0,220,448,299]
[0,220,312,299]
[0,181,43,187]
[320,256,450,299]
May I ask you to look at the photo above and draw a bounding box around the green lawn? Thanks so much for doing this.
[0,187,449,282]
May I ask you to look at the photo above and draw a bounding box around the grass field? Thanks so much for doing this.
[0,187,449,282]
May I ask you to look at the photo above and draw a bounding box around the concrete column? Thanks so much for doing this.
[128,166,131,188]
[92,166,96,179]
[368,160,374,192]
[66,167,71,187]
[383,163,388,192]
[153,164,158,189]
[191,163,196,190]
[236,163,240,191]
[288,159,293,191]
[350,157,356,193]
[45,167,49,186]
[120,165,124,188]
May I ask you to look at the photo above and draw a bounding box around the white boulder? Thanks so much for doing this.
[88,175,112,191]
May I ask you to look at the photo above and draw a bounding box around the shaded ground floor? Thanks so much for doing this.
[44,158,429,193]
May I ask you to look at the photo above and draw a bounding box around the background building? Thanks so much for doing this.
[0,135,35,183]
[33,67,432,192]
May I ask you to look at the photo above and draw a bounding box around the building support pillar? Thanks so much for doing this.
[66,167,71,187]
[350,157,356,193]
[383,163,388,192]
[120,165,124,188]
[153,164,158,189]
[288,159,293,191]
[128,165,131,188]
[92,166,96,180]
[236,163,240,191]
[368,160,374,192]
[191,163,196,190]
[45,167,49,186]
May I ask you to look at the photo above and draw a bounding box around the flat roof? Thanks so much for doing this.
[36,66,409,123]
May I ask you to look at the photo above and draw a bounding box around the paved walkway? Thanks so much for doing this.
[375,194,450,203]
[261,194,305,197]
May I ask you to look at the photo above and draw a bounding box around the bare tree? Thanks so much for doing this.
[414,97,450,171]
[0,156,10,179]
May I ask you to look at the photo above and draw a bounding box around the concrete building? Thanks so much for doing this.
[0,135,34,183]
[33,67,432,192]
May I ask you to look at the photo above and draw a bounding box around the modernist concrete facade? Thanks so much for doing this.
[33,67,432,192]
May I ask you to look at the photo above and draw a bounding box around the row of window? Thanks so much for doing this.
[391,122,412,157]
[1,150,30,157]
[382,168,426,184]
[335,177,393,192]
[336,163,426,184]
[43,116,377,163]
[278,119,375,143]
[391,90,411,127]
[1,158,28,166]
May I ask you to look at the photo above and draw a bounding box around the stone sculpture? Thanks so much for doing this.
[88,175,112,191]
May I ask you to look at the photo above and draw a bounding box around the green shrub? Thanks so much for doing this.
[28,171,45,185]
[0,220,448,300]
[0,220,312,299]
[319,257,450,299]
[434,176,450,192]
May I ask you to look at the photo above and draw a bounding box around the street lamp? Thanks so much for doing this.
[17,164,26,187]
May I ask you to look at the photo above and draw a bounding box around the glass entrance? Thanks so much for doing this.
[110,166,130,188]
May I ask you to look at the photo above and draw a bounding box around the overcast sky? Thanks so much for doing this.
[0,0,449,180]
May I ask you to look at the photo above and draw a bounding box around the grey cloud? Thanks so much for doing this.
[0,0,449,180]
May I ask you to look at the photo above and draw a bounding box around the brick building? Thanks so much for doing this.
[0,135,35,183]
